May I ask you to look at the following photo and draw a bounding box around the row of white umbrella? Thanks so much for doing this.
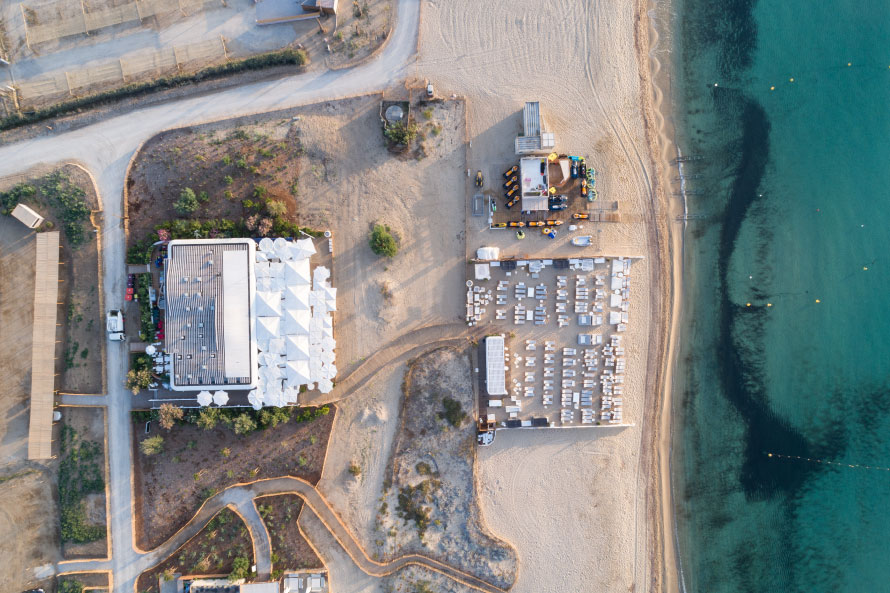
[196,390,229,407]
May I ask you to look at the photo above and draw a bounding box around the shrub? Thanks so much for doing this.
[258,406,291,428]
[266,200,287,218]
[416,462,433,476]
[253,184,269,199]
[158,403,184,430]
[174,187,199,215]
[384,120,418,145]
[126,368,151,395]
[348,462,361,476]
[140,435,165,456]
[197,407,221,430]
[233,413,257,435]
[58,579,85,593]
[58,427,105,543]
[223,175,234,185]
[439,396,466,427]
[0,182,36,215]
[198,190,209,203]
[229,556,251,582]
[369,224,398,257]
[422,108,433,120]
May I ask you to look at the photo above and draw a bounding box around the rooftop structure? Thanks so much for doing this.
[165,239,257,391]
[520,156,549,211]
[27,231,60,459]
[283,571,328,593]
[485,335,507,396]
[11,203,45,229]
[515,101,555,155]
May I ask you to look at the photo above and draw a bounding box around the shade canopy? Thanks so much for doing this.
[213,390,229,405]
[196,390,213,406]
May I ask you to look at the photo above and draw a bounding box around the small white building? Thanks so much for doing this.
[11,203,44,229]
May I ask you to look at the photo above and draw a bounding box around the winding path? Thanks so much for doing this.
[57,477,505,593]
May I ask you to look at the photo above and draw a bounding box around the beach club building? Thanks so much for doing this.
[159,237,337,408]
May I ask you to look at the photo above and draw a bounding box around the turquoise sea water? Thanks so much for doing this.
[671,0,890,591]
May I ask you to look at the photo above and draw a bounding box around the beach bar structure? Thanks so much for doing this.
[515,101,555,155]
[484,335,507,396]
[27,232,60,459]
[520,156,550,211]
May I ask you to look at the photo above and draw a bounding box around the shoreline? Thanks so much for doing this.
[634,0,685,591]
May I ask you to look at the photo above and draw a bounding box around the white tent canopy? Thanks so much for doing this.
[213,390,229,405]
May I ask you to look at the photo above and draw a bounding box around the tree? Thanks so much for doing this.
[140,435,164,455]
[197,407,221,430]
[384,121,418,145]
[58,579,85,593]
[158,403,184,430]
[174,187,199,215]
[126,368,151,395]
[233,413,257,436]
[229,556,251,582]
[266,200,287,218]
[369,224,398,257]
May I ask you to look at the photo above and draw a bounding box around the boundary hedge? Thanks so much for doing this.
[2,48,308,132]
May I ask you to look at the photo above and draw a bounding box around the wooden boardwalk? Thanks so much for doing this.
[28,231,60,459]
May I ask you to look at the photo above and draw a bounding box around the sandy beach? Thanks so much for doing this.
[416,0,683,591]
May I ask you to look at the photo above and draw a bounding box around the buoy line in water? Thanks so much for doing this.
[766,452,890,472]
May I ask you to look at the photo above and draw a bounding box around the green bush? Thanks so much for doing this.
[58,426,106,543]
[369,224,398,257]
[439,396,466,427]
[229,556,251,582]
[0,182,36,215]
[266,200,287,218]
[197,407,221,430]
[58,579,85,593]
[233,413,257,435]
[174,187,200,215]
[140,435,165,455]
[383,120,418,145]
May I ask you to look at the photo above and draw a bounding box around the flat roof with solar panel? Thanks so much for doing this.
[164,239,257,391]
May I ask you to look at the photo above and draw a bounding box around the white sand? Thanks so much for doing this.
[418,0,664,591]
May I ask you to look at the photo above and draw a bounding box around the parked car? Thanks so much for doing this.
[426,80,434,97]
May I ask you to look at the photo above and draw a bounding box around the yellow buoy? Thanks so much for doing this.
[848,62,852,66]
[767,303,773,307]
[815,299,821,303]
[770,86,775,91]
[746,302,751,307]
[789,77,795,82]
[863,266,868,271]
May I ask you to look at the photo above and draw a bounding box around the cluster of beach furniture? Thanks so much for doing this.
[479,257,636,427]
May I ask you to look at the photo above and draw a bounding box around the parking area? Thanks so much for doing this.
[468,256,639,435]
